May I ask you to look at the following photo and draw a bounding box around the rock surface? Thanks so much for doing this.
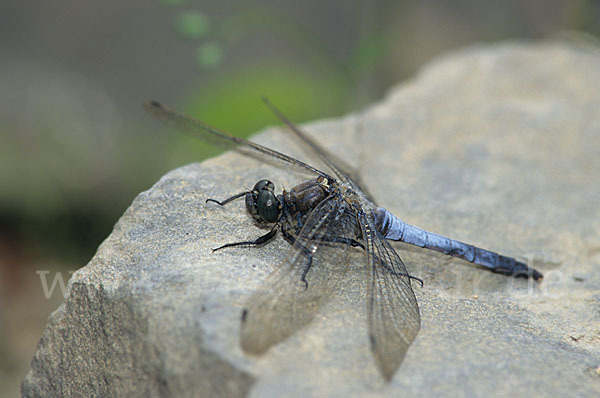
[23,41,600,397]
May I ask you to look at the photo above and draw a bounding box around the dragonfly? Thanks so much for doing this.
[144,99,543,381]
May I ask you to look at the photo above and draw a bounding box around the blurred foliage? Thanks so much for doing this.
[159,0,189,6]
[175,11,211,39]
[564,0,600,30]
[163,3,388,163]
[166,63,347,163]
[195,41,223,68]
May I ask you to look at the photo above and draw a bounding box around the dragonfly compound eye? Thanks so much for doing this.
[256,190,281,223]
[252,179,274,193]
[246,179,276,222]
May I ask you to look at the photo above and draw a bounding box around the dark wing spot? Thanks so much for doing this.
[241,308,248,323]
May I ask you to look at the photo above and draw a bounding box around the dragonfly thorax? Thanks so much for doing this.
[245,179,282,223]
[282,177,329,215]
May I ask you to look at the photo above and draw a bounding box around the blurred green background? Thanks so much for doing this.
[1,0,599,395]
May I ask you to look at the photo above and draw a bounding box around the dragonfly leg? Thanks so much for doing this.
[212,224,278,252]
[283,229,363,249]
[281,229,369,290]
[285,226,423,288]
[300,258,312,290]
[206,191,247,206]
[383,267,424,287]
[280,227,312,290]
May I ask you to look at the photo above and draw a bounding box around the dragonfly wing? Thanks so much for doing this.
[358,211,420,381]
[262,98,377,204]
[240,196,358,354]
[144,101,329,179]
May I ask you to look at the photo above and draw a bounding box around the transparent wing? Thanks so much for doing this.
[358,211,420,381]
[240,196,358,354]
[262,98,377,204]
[144,101,330,179]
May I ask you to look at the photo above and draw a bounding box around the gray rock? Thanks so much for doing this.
[23,41,600,397]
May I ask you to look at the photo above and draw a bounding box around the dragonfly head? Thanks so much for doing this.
[245,179,281,223]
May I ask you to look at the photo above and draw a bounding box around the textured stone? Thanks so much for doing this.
[23,41,600,397]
